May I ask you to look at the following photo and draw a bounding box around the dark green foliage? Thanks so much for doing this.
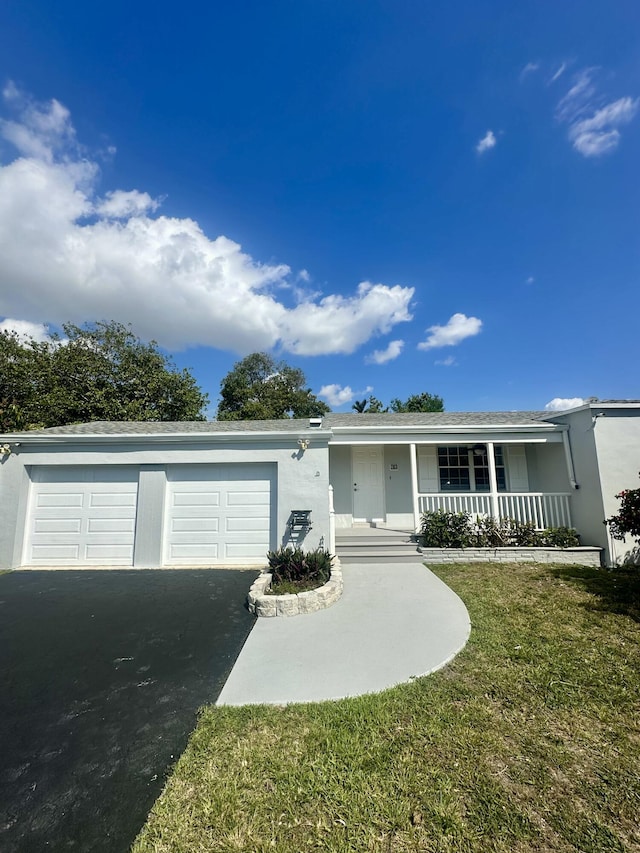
[217,352,330,421]
[542,526,581,548]
[351,395,387,413]
[266,546,333,588]
[420,510,581,549]
[0,321,208,430]
[474,514,510,546]
[352,392,445,414]
[420,510,474,547]
[390,392,445,413]
[605,473,640,544]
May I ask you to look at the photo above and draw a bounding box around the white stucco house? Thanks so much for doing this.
[0,400,638,570]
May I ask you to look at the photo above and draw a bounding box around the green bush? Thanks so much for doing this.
[474,515,511,547]
[542,526,580,548]
[420,510,474,548]
[266,546,333,588]
[419,510,581,549]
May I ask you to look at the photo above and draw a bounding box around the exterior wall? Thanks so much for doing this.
[0,437,331,569]
[545,405,640,564]
[592,410,640,565]
[329,445,352,528]
[525,443,570,492]
[0,454,31,569]
[382,445,413,528]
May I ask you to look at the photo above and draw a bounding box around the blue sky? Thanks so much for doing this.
[0,1,638,415]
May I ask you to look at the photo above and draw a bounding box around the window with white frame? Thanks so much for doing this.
[438,445,507,491]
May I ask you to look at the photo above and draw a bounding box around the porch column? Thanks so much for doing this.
[486,441,500,520]
[328,484,336,554]
[409,443,420,532]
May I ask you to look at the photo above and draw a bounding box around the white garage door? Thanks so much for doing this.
[164,464,273,565]
[24,466,139,566]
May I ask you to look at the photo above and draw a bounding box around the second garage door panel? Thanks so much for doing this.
[165,464,274,564]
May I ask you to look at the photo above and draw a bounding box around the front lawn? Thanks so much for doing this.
[133,563,640,853]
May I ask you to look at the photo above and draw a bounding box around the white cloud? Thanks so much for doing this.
[556,69,638,157]
[570,97,638,156]
[435,355,456,367]
[526,276,535,285]
[476,130,497,154]
[0,85,414,355]
[520,62,540,80]
[0,317,50,342]
[97,190,160,218]
[550,62,567,83]
[365,339,404,365]
[544,397,586,411]
[279,283,413,356]
[418,313,482,350]
[318,384,373,408]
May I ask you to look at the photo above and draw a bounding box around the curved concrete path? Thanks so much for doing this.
[217,562,471,706]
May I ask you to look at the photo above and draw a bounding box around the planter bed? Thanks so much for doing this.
[418,546,603,567]
[247,560,343,617]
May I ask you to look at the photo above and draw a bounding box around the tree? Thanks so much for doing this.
[217,352,330,421]
[0,321,208,430]
[351,395,387,414]
[390,392,444,413]
[605,474,640,545]
[351,392,444,414]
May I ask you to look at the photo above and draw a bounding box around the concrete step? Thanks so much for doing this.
[335,537,416,549]
[338,550,423,563]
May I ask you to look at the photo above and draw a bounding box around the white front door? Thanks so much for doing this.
[352,446,385,522]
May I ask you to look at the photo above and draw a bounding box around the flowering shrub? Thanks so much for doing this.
[605,473,640,543]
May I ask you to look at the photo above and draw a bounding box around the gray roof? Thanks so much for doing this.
[324,411,549,427]
[6,410,553,438]
[14,418,317,436]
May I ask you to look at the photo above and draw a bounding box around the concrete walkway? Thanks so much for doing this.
[217,562,471,706]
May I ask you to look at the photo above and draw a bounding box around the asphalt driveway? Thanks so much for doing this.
[0,568,257,853]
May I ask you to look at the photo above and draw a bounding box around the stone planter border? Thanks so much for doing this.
[418,545,603,567]
[247,560,343,617]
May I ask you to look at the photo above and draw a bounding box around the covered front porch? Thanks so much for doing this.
[329,434,575,533]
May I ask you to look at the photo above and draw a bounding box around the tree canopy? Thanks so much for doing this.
[0,321,208,430]
[390,392,444,413]
[352,392,444,414]
[217,352,330,421]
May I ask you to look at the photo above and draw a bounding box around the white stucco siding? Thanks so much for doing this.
[593,411,640,564]
[0,436,331,569]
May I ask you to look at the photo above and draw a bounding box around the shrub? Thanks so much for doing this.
[419,510,581,549]
[507,519,543,547]
[420,509,473,548]
[266,546,333,588]
[542,526,580,548]
[474,515,511,547]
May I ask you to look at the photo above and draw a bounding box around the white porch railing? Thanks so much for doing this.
[418,492,572,530]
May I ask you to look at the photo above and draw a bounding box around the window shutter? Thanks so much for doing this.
[506,445,529,491]
[418,446,439,492]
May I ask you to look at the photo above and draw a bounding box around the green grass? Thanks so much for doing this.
[133,563,640,852]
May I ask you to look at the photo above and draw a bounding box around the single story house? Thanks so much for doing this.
[0,400,638,569]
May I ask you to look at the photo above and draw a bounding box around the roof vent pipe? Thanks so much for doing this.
[309,417,323,428]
